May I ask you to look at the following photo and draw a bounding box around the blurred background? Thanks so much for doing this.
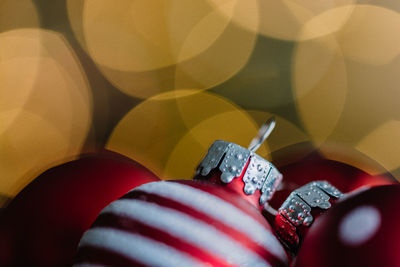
[1,0,400,206]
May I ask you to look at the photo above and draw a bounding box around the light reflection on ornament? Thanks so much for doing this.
[339,205,381,246]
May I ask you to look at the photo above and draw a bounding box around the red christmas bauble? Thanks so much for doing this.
[75,180,289,267]
[295,184,400,267]
[0,150,159,267]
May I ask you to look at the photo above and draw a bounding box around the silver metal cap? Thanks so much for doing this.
[195,118,283,205]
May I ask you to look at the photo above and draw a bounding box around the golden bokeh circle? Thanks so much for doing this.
[246,110,310,157]
[356,120,400,175]
[0,29,92,196]
[293,32,348,145]
[335,5,400,65]
[0,0,40,33]
[294,5,400,178]
[67,0,257,99]
[209,0,357,41]
[106,91,264,179]
[0,30,42,131]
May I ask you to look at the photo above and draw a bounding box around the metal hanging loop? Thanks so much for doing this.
[248,117,276,153]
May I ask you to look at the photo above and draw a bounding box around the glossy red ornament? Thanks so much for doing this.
[265,151,395,254]
[195,161,264,210]
[0,150,159,267]
[295,184,400,267]
[75,180,289,267]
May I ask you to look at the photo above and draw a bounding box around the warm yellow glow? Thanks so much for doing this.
[208,0,356,41]
[174,21,256,93]
[247,111,309,156]
[0,29,92,196]
[300,5,356,40]
[0,0,40,32]
[164,110,267,180]
[301,5,400,64]
[106,91,261,179]
[316,143,389,176]
[0,110,70,195]
[68,0,256,99]
[0,30,41,131]
[356,120,400,177]
[202,0,259,44]
[293,33,347,144]
[335,5,400,65]
[294,5,400,174]
[78,0,235,71]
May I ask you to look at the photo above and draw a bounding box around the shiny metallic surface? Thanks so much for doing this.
[196,141,282,206]
[243,154,271,195]
[196,118,282,206]
[248,117,276,153]
[278,180,343,228]
[280,194,313,227]
[260,167,283,204]
[196,140,229,177]
[220,144,250,183]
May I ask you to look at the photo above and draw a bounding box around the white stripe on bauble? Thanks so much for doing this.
[101,199,272,267]
[76,228,205,267]
[130,181,287,262]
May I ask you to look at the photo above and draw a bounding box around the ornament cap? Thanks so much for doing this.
[195,118,282,207]
[274,180,343,252]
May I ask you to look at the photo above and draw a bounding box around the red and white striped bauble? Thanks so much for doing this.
[74,180,289,267]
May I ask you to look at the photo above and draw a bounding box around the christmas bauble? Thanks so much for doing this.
[0,150,159,267]
[294,184,400,267]
[268,153,395,253]
[75,180,289,267]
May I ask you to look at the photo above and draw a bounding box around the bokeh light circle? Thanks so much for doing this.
[246,111,310,160]
[68,0,257,99]
[294,5,400,178]
[0,29,92,196]
[293,32,348,145]
[356,120,400,176]
[209,0,357,41]
[0,0,40,33]
[334,5,400,65]
[0,30,42,130]
[106,91,265,179]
